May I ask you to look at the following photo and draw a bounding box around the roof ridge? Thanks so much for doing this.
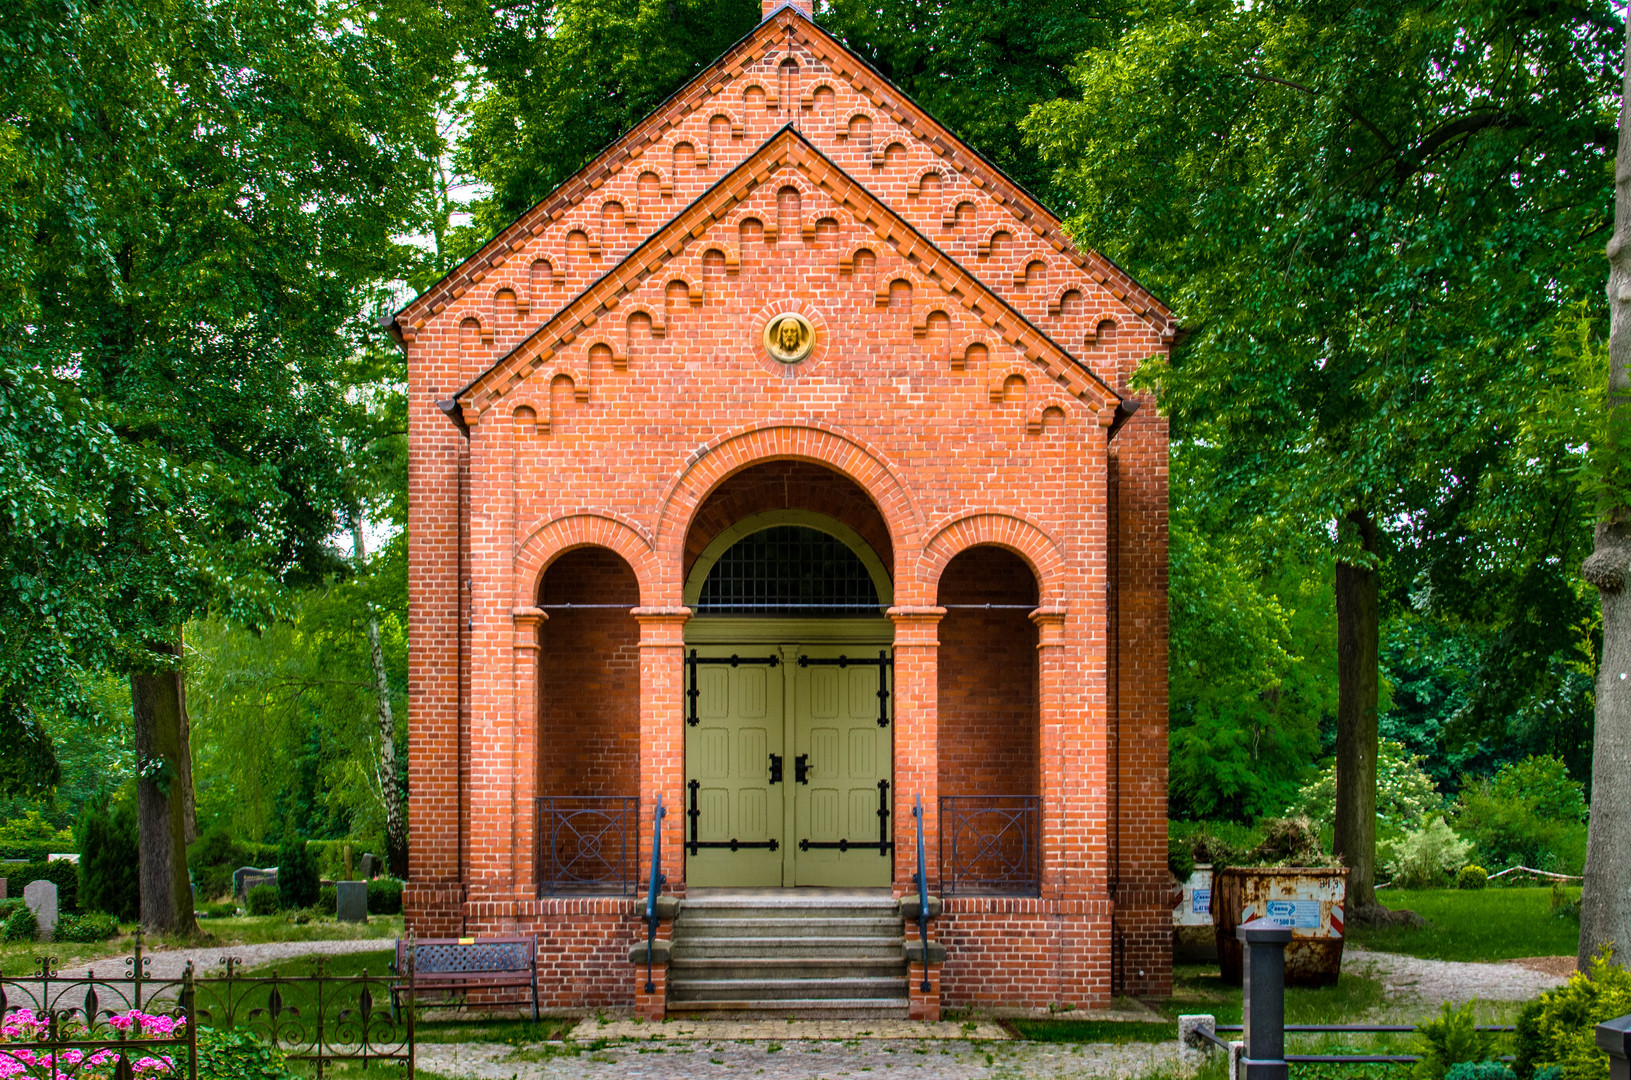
[389,10,1174,340]
[452,126,1121,413]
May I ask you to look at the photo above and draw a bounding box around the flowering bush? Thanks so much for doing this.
[0,1008,185,1079]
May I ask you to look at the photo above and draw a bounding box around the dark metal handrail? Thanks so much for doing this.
[939,795,1040,896]
[912,794,931,994]
[536,795,639,896]
[644,792,667,996]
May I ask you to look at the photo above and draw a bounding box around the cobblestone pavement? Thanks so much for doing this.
[1344,948,1571,1004]
[570,1018,1012,1041]
[417,1035,1176,1080]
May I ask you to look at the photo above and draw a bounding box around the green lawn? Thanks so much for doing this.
[1348,887,1579,961]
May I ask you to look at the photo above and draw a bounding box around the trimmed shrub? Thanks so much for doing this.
[1445,1065,1514,1080]
[1457,865,1489,890]
[277,838,319,911]
[367,878,402,916]
[76,800,139,922]
[191,1028,301,1080]
[198,902,238,919]
[56,911,119,942]
[1515,949,1631,1079]
[2,905,38,943]
[318,885,337,914]
[246,883,280,916]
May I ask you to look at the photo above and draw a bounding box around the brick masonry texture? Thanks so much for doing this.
[395,6,1171,1015]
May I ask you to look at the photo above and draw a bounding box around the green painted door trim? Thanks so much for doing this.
[682,509,895,609]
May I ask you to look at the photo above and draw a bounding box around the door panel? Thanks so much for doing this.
[685,652,785,887]
[792,648,893,887]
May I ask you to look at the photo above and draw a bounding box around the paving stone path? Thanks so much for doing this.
[1344,948,1571,1004]
[416,1034,1176,1080]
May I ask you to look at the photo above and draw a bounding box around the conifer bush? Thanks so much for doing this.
[246,884,280,916]
[276,837,319,910]
[1457,865,1489,890]
[76,800,139,921]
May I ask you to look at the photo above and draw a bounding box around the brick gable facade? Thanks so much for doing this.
[390,1,1172,1014]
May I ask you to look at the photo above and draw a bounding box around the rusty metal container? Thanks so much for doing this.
[1174,864,1218,962]
[1212,866,1346,986]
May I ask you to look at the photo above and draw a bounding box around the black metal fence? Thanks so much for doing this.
[1,933,414,1078]
[537,795,640,896]
[939,795,1040,896]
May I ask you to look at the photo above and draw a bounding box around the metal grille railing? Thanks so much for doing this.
[536,796,640,896]
[939,795,1040,896]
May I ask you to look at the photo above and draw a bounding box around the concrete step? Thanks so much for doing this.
[672,958,907,980]
[668,976,909,1003]
[675,916,903,938]
[665,998,911,1019]
[674,938,904,961]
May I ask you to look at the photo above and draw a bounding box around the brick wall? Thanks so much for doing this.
[936,546,1039,798]
[538,548,642,799]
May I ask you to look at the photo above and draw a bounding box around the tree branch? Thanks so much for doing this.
[1237,70,1398,155]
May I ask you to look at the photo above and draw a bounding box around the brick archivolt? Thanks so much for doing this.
[512,512,659,608]
[919,512,1069,605]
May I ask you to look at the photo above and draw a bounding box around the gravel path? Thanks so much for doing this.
[1345,947,1571,1004]
[417,1037,1176,1080]
[60,937,395,980]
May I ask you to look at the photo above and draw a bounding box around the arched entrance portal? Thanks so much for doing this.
[681,469,896,889]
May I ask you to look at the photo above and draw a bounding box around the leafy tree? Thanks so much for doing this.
[1026,0,1614,915]
[0,0,451,934]
[277,837,320,911]
[1457,756,1589,875]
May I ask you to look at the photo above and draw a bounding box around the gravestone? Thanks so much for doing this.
[23,880,57,943]
[335,881,367,923]
[235,867,278,899]
[359,854,378,880]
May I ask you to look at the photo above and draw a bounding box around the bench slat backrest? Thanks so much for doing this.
[397,936,536,977]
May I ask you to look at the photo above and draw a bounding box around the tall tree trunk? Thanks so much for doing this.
[352,521,409,878]
[176,629,197,846]
[132,639,197,937]
[1333,510,1381,915]
[1578,7,1631,972]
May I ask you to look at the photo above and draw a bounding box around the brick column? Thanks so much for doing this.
[889,605,942,1021]
[634,607,691,893]
[1031,606,1068,900]
[511,607,545,894]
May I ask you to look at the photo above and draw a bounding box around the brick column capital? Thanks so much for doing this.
[633,606,692,647]
[511,606,546,650]
[1030,606,1067,648]
[887,606,945,648]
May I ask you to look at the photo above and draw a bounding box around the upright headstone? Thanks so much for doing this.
[23,880,57,943]
[343,844,354,881]
[234,866,277,899]
[0,878,8,900]
[335,881,368,922]
[359,854,378,880]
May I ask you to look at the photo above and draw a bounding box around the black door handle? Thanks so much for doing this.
[768,753,783,784]
[795,754,810,784]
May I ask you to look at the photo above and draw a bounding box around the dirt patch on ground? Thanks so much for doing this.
[1509,956,1577,978]
[1345,948,1570,1004]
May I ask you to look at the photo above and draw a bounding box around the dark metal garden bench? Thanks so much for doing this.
[393,935,539,1021]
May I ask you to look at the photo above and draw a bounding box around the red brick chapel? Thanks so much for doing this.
[385,0,1174,1019]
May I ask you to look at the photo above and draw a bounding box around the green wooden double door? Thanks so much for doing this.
[685,643,893,887]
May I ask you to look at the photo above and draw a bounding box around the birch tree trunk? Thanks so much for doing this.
[1578,7,1631,972]
[352,522,410,878]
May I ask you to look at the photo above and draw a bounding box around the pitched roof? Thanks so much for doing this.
[387,6,1175,343]
[453,126,1122,416]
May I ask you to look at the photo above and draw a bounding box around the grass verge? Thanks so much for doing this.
[1348,887,1578,961]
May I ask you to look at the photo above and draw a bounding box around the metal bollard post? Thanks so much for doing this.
[1238,917,1292,1080]
[1597,1015,1631,1080]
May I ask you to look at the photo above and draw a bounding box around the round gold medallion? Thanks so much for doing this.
[762,312,815,363]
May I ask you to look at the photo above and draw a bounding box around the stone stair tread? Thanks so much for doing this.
[670,976,906,990]
[666,1000,911,1017]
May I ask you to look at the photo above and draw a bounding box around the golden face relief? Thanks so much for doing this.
[762,313,814,363]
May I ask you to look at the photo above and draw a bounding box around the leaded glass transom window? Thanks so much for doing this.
[697,526,882,615]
